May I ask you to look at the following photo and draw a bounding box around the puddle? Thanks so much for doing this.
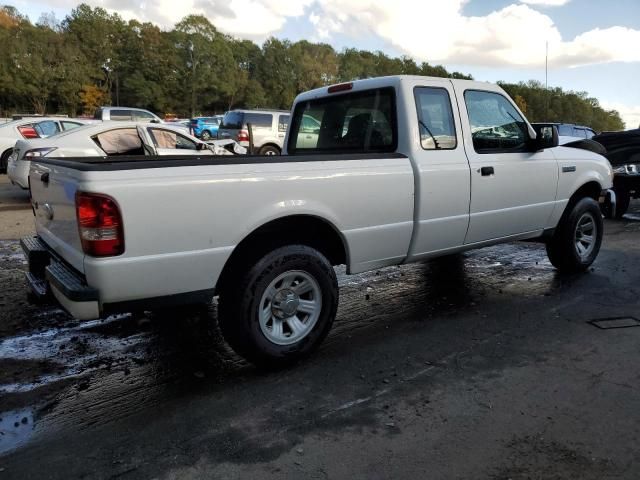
[0,240,26,265]
[0,408,35,455]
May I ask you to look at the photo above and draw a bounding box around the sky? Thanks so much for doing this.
[9,0,640,129]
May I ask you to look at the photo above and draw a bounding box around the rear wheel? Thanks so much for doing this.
[200,130,212,141]
[0,149,12,174]
[546,197,603,273]
[218,245,338,367]
[259,145,280,156]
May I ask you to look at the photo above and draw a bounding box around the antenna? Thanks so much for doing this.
[545,41,549,117]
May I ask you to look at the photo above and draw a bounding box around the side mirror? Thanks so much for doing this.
[530,125,559,151]
[196,142,206,151]
[150,119,161,124]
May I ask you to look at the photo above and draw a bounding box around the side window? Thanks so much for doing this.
[558,124,573,136]
[62,121,83,131]
[92,128,143,155]
[110,110,132,121]
[278,115,289,132]
[149,128,197,150]
[574,127,587,138]
[33,120,61,138]
[414,87,457,150]
[245,113,273,129]
[133,110,155,122]
[288,87,397,154]
[464,90,529,153]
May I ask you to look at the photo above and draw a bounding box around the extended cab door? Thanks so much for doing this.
[454,87,558,244]
[404,79,471,259]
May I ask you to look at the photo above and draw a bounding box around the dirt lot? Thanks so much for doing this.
[0,175,639,479]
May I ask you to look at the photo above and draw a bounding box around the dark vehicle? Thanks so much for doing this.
[593,129,640,218]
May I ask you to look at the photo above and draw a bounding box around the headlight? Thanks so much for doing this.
[24,147,57,158]
[613,165,627,174]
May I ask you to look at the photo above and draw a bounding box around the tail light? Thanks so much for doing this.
[237,129,249,142]
[18,125,39,139]
[76,192,124,257]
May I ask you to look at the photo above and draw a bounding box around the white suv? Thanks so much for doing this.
[217,109,290,155]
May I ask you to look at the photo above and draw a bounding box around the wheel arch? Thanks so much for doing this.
[555,180,602,228]
[215,214,348,295]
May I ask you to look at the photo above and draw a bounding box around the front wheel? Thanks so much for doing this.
[200,130,212,141]
[218,245,338,367]
[546,197,603,273]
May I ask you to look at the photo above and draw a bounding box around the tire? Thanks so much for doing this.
[259,145,280,156]
[546,197,603,273]
[200,130,212,141]
[218,245,338,367]
[614,189,630,219]
[0,149,12,174]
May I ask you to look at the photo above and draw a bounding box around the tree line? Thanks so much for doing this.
[0,4,624,131]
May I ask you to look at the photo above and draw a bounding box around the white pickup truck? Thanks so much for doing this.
[23,76,613,365]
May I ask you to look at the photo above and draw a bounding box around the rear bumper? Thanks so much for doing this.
[21,236,100,320]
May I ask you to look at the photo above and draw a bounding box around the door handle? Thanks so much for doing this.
[480,166,494,176]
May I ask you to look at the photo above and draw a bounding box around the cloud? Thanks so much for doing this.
[20,0,640,69]
[520,0,570,6]
[307,1,640,68]
[600,101,640,130]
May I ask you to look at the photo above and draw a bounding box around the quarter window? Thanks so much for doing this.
[464,90,529,153]
[414,87,457,150]
[278,115,290,132]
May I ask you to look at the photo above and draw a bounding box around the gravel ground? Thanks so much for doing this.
[0,175,639,479]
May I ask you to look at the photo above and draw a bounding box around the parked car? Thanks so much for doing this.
[190,116,223,140]
[23,75,612,366]
[93,107,163,123]
[7,122,225,189]
[0,117,88,173]
[593,128,640,218]
[217,109,290,155]
[532,122,597,145]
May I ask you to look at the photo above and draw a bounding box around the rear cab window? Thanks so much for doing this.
[288,87,397,154]
[110,110,133,121]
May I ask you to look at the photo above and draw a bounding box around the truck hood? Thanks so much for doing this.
[593,129,640,166]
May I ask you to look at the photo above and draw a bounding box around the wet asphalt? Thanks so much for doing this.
[0,200,639,479]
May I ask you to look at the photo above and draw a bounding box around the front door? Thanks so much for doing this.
[455,88,558,244]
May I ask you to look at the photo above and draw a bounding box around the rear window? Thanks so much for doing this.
[220,111,244,129]
[288,87,397,155]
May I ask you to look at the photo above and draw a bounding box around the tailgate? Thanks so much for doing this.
[29,161,85,273]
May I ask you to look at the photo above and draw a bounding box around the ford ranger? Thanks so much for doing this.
[22,76,613,365]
